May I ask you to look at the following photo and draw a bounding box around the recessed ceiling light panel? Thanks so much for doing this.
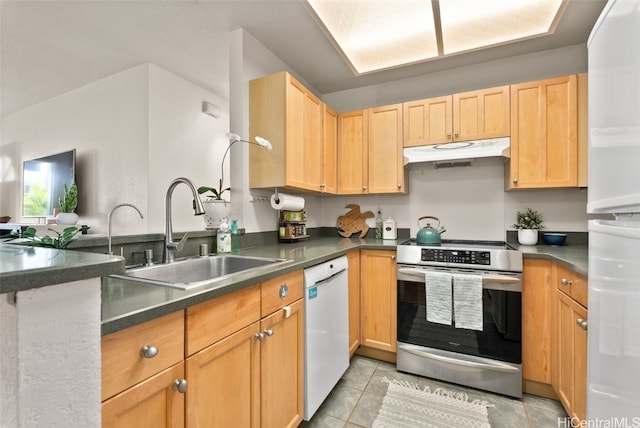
[439,0,566,54]
[306,0,568,75]
[306,0,438,74]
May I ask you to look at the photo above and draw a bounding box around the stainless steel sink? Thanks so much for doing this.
[110,254,291,290]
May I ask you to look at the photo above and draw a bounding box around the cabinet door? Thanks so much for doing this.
[102,311,184,401]
[509,75,578,189]
[186,322,261,428]
[298,80,324,191]
[360,250,397,352]
[522,259,553,384]
[556,289,588,423]
[403,96,453,147]
[322,104,338,194]
[347,250,361,357]
[102,363,185,428]
[368,104,404,194]
[555,262,588,308]
[453,85,510,141]
[260,299,304,428]
[337,109,368,194]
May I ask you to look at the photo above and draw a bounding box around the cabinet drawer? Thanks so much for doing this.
[261,270,303,316]
[555,263,588,308]
[102,311,184,401]
[186,284,261,355]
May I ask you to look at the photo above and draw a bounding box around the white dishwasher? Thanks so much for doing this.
[303,255,350,420]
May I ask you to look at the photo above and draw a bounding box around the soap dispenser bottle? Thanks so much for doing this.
[230,219,240,252]
[217,217,231,253]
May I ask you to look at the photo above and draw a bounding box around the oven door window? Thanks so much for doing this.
[397,278,521,364]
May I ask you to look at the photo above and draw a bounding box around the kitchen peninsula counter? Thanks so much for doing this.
[0,242,124,293]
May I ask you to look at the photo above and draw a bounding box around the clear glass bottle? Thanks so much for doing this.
[375,209,383,239]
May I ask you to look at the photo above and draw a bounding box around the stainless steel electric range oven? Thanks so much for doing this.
[396,239,523,398]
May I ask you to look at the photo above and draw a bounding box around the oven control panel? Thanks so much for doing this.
[421,248,490,265]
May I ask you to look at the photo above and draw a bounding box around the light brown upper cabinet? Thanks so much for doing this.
[403,86,510,147]
[322,104,338,194]
[337,104,405,195]
[404,96,452,146]
[249,71,334,193]
[507,75,578,189]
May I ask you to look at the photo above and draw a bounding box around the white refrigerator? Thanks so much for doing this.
[587,0,640,422]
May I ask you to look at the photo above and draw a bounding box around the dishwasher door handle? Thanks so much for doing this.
[312,268,347,286]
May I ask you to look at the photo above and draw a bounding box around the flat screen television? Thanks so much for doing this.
[22,149,76,217]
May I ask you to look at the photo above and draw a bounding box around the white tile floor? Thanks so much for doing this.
[301,356,568,428]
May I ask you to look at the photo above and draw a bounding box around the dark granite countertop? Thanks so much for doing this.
[0,242,125,293]
[101,237,397,335]
[102,235,590,335]
[509,242,588,276]
[3,232,589,336]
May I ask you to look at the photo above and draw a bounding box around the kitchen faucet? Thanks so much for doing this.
[163,177,206,263]
[107,203,144,255]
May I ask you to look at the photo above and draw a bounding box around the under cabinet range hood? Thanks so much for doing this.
[403,137,510,167]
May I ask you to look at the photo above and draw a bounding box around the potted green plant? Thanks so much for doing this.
[512,207,543,245]
[56,182,79,225]
[3,225,89,249]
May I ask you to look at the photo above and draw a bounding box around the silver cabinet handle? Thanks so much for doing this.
[362,186,367,191]
[254,330,274,342]
[561,278,573,286]
[172,379,188,393]
[513,178,518,184]
[454,132,459,138]
[447,132,451,139]
[576,318,588,330]
[140,345,159,359]
[279,283,288,299]
[391,255,396,261]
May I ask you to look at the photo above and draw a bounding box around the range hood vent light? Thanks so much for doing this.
[404,137,510,165]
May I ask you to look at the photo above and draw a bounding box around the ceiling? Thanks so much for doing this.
[0,0,606,118]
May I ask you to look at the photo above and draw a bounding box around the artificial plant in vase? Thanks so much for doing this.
[56,182,79,225]
[198,132,272,229]
[512,207,543,245]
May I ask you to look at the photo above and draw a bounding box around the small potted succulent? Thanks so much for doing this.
[56,182,79,225]
[513,207,543,245]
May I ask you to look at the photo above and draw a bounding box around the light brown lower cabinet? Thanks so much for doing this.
[360,249,397,352]
[348,250,361,357]
[102,362,185,427]
[103,271,304,428]
[554,266,588,423]
[521,258,588,422]
[522,259,553,386]
[186,322,260,427]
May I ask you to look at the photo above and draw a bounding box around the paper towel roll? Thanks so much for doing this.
[270,193,305,211]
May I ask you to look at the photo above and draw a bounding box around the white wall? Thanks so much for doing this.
[1,64,149,233]
[147,65,230,233]
[0,64,229,235]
